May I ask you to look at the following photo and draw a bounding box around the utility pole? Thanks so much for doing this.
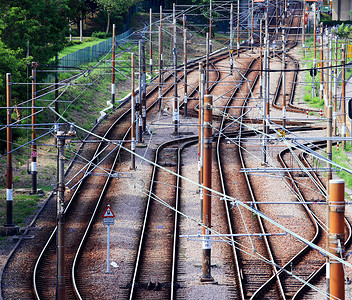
[333,35,338,136]
[209,0,212,53]
[259,19,263,100]
[319,24,323,104]
[230,3,234,75]
[327,33,333,192]
[111,24,116,105]
[237,0,240,57]
[6,73,14,228]
[183,14,188,117]
[342,44,346,149]
[158,6,163,111]
[198,63,204,199]
[302,0,306,57]
[31,62,38,195]
[173,4,179,135]
[206,33,210,94]
[56,126,76,300]
[200,94,214,283]
[328,179,345,300]
[282,30,286,129]
[251,0,254,52]
[149,8,153,73]
[142,39,147,132]
[312,3,317,98]
[263,16,270,165]
[131,53,136,170]
[138,40,143,144]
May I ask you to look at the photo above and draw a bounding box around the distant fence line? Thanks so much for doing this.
[58,29,132,69]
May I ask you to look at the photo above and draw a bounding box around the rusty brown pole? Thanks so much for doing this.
[209,0,212,53]
[149,8,153,73]
[131,53,136,169]
[333,35,338,136]
[282,30,286,129]
[142,39,147,132]
[158,6,163,111]
[56,131,66,300]
[320,25,323,104]
[173,4,179,135]
[328,179,345,300]
[31,62,37,195]
[342,44,346,149]
[198,62,204,198]
[6,73,13,227]
[183,14,188,117]
[111,24,116,105]
[237,0,240,57]
[302,0,306,57]
[312,3,317,97]
[201,94,214,282]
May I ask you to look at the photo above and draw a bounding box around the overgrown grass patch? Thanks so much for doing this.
[333,143,352,189]
[0,192,44,228]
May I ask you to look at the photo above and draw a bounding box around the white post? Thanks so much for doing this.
[107,224,110,273]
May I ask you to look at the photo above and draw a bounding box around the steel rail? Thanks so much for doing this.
[216,57,259,299]
[128,135,198,300]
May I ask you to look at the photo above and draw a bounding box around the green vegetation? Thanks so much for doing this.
[59,37,109,58]
[0,192,44,228]
[332,143,352,190]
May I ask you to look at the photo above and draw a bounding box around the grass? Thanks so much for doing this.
[0,192,45,229]
[332,143,352,189]
[58,37,110,59]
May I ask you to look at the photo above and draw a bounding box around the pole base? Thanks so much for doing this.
[136,143,147,148]
[0,225,19,236]
[199,276,217,284]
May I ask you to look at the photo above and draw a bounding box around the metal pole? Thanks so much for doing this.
[6,73,13,227]
[237,0,240,57]
[206,33,209,94]
[312,3,316,98]
[209,0,212,53]
[230,3,234,75]
[149,8,153,73]
[251,0,254,52]
[111,24,116,105]
[80,18,83,42]
[138,40,143,143]
[259,19,263,99]
[31,62,37,195]
[198,63,204,201]
[328,179,345,300]
[173,4,178,135]
[107,225,110,273]
[183,15,188,117]
[320,25,324,103]
[200,94,214,282]
[56,131,66,300]
[333,35,338,136]
[158,6,163,111]
[282,30,286,129]
[302,0,306,58]
[131,53,136,169]
[342,44,346,149]
[142,39,147,132]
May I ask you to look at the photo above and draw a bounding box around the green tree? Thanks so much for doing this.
[0,0,70,64]
[97,0,140,34]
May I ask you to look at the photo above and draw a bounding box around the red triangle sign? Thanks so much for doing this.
[103,205,115,218]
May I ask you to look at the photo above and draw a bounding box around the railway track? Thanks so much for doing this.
[2,1,350,299]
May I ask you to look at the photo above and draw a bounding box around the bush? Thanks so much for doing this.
[92,31,110,39]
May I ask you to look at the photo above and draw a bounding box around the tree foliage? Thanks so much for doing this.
[96,0,141,33]
[0,0,70,64]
